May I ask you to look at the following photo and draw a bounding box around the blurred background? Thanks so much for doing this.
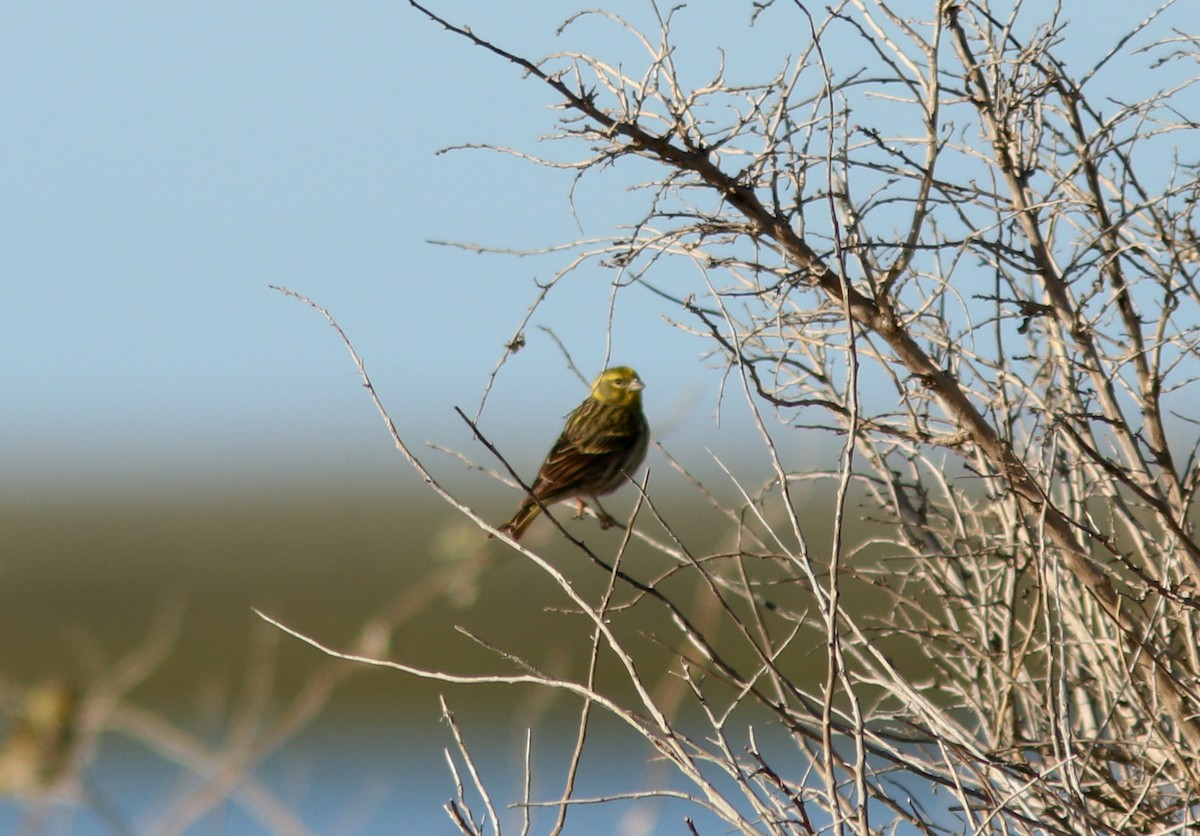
[2,1,1183,832]
[2,2,795,831]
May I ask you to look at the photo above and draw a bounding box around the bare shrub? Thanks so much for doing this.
[278,1,1200,833]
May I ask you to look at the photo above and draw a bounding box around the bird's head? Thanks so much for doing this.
[590,366,644,408]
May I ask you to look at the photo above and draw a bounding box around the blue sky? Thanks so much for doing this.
[3,1,1189,495]
[3,2,744,495]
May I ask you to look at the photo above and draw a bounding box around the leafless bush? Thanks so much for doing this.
[277,1,1200,833]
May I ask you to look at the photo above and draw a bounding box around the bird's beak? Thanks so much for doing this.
[629,378,645,391]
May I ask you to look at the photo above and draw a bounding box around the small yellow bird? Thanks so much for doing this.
[499,367,649,541]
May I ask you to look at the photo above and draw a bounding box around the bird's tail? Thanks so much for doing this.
[498,499,541,542]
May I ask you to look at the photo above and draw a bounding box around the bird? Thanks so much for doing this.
[498,366,649,541]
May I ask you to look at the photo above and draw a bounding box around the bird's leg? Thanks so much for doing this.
[591,498,618,530]
[573,498,587,519]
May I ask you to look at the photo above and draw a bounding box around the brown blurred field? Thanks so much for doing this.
[1,480,794,711]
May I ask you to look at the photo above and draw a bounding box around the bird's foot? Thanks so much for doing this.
[591,498,618,529]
